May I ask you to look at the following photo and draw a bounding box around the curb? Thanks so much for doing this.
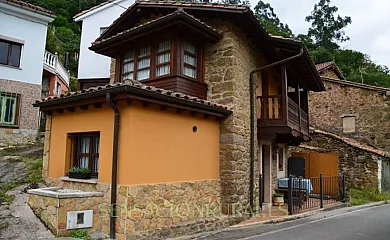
[172,201,388,240]
[229,202,348,229]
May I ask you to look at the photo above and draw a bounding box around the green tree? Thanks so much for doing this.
[254,0,293,38]
[305,0,352,50]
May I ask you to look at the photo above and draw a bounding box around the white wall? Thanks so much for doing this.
[0,11,48,85]
[77,0,134,79]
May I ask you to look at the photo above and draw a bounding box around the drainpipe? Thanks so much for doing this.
[106,93,120,240]
[249,48,304,213]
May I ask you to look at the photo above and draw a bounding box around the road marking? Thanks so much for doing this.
[238,205,383,240]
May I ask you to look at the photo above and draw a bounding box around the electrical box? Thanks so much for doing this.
[66,210,93,229]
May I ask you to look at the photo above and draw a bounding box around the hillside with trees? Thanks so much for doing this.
[254,0,390,87]
[25,0,390,88]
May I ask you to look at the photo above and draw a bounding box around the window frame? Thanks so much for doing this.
[69,132,100,178]
[121,40,174,82]
[0,39,22,68]
[182,41,197,79]
[277,145,285,172]
[55,81,62,96]
[0,92,21,128]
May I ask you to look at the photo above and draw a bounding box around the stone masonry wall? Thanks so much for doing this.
[204,18,260,215]
[0,79,40,145]
[27,194,105,236]
[309,80,390,152]
[290,132,379,189]
[41,179,224,239]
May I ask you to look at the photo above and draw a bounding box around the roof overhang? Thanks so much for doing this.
[34,83,231,118]
[90,9,222,57]
[0,0,55,24]
[270,36,325,92]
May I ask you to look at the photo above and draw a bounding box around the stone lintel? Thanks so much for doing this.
[27,187,104,199]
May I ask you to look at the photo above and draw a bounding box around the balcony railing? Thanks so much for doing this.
[258,95,282,119]
[43,51,70,86]
[288,98,309,136]
[257,95,309,136]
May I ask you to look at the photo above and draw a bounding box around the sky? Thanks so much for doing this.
[248,0,390,68]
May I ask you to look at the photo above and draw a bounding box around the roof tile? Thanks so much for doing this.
[92,8,220,47]
[36,79,231,112]
[311,127,390,157]
[2,0,55,15]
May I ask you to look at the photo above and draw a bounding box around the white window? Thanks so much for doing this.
[122,51,134,81]
[156,41,170,77]
[137,46,151,81]
[183,42,197,78]
[0,94,19,126]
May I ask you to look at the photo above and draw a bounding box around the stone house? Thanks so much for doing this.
[291,61,390,192]
[29,1,324,239]
[291,128,390,193]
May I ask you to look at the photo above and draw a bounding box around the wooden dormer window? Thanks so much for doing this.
[91,9,223,99]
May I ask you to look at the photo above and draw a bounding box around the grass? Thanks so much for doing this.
[71,230,89,239]
[349,187,390,206]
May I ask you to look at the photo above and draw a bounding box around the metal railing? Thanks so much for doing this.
[43,51,70,86]
[287,174,346,215]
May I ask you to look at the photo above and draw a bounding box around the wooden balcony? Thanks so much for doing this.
[257,95,310,144]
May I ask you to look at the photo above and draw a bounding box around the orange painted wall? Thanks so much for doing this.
[48,101,220,185]
[48,106,114,183]
[291,152,339,195]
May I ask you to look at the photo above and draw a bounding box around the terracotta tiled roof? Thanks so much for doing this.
[134,0,248,9]
[92,8,220,47]
[97,0,250,42]
[35,80,231,112]
[1,0,55,16]
[310,127,390,158]
[321,77,390,93]
[315,61,334,71]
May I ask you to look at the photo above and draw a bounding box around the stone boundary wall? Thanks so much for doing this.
[0,79,41,145]
[38,179,224,239]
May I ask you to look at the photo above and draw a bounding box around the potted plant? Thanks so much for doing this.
[68,166,91,179]
[273,192,284,206]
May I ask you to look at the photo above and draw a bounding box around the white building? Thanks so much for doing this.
[74,0,134,89]
[0,0,54,145]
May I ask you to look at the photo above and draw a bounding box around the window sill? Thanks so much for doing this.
[0,64,21,70]
[59,176,99,184]
[0,124,19,129]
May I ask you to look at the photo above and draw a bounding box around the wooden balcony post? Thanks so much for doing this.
[281,65,288,124]
[296,84,301,131]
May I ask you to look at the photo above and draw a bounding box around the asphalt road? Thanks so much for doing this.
[198,204,390,240]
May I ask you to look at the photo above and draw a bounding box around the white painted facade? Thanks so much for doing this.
[75,0,134,80]
[0,1,53,85]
